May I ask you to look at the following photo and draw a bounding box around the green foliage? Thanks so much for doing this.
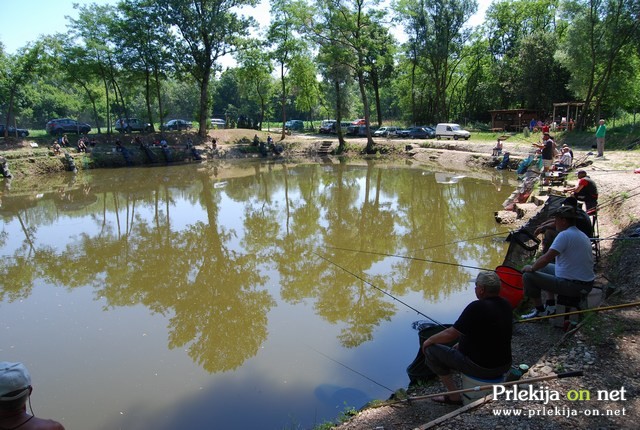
[3,0,640,136]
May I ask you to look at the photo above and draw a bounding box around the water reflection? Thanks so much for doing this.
[0,161,513,429]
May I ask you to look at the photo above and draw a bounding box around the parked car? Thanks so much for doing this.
[435,123,470,140]
[0,124,29,137]
[351,118,366,126]
[373,126,398,137]
[114,118,152,133]
[163,119,193,131]
[210,118,226,129]
[346,125,376,136]
[319,120,336,134]
[422,126,436,138]
[331,121,351,134]
[46,118,91,135]
[285,120,304,131]
[399,126,432,139]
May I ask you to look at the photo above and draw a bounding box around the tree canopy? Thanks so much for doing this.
[1,0,639,134]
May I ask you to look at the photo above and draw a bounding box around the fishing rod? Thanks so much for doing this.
[411,230,511,253]
[321,246,524,292]
[312,251,446,328]
[516,300,640,323]
[304,343,395,393]
[380,370,583,407]
[323,245,498,273]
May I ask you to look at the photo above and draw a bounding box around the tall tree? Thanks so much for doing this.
[236,46,275,130]
[0,45,43,136]
[558,0,640,129]
[483,0,561,110]
[68,3,122,134]
[313,0,382,152]
[155,0,257,137]
[113,0,173,132]
[395,0,477,123]
[267,0,308,140]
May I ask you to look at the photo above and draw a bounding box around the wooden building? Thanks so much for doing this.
[489,109,543,132]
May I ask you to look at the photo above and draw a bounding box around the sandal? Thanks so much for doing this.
[431,395,463,406]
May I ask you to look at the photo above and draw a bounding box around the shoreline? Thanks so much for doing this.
[2,132,640,429]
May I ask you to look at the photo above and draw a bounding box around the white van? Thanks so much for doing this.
[435,123,470,140]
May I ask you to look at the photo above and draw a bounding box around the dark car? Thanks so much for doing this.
[0,124,29,137]
[319,120,335,134]
[399,127,432,139]
[285,120,304,131]
[163,119,193,131]
[115,118,152,133]
[46,118,91,135]
[422,126,436,138]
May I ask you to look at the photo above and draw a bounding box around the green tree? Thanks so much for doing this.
[155,0,257,137]
[395,0,477,123]
[483,0,562,111]
[0,45,43,136]
[267,0,309,140]
[236,46,275,130]
[558,0,640,128]
[112,0,174,131]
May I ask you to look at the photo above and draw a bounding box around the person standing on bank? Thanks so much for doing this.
[521,206,595,319]
[595,119,606,157]
[422,271,513,405]
[0,361,65,430]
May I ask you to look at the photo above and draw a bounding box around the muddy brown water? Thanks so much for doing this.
[0,160,514,429]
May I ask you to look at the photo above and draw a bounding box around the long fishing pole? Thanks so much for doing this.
[321,246,525,291]
[412,230,511,253]
[312,251,446,328]
[516,300,640,323]
[304,343,395,393]
[380,370,583,407]
[323,245,496,273]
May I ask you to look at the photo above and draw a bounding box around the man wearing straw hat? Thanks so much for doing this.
[521,206,595,319]
[0,361,65,430]
[421,271,513,405]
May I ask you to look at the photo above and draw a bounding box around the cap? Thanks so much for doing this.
[553,206,577,219]
[0,362,31,401]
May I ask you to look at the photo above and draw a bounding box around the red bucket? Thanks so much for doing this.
[495,265,524,308]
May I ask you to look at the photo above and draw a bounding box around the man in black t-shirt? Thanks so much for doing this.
[422,271,513,405]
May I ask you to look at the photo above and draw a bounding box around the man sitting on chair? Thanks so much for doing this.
[422,271,512,405]
[522,206,595,319]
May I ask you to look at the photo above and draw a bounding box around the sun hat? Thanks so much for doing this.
[553,206,577,219]
[0,362,31,401]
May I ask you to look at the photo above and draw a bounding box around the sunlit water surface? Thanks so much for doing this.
[0,160,513,429]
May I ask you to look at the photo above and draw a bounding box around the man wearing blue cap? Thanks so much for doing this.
[0,361,65,429]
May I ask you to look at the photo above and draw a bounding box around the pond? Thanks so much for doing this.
[0,160,514,429]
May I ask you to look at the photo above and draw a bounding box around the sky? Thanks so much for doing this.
[0,0,492,55]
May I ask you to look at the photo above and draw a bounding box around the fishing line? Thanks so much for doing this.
[411,230,511,253]
[312,251,446,328]
[323,246,496,273]
[322,246,524,291]
[303,343,395,393]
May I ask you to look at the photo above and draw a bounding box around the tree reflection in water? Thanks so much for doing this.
[0,161,511,427]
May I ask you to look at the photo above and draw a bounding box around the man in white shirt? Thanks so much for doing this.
[521,206,595,318]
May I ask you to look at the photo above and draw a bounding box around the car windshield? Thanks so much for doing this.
[452,125,461,130]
